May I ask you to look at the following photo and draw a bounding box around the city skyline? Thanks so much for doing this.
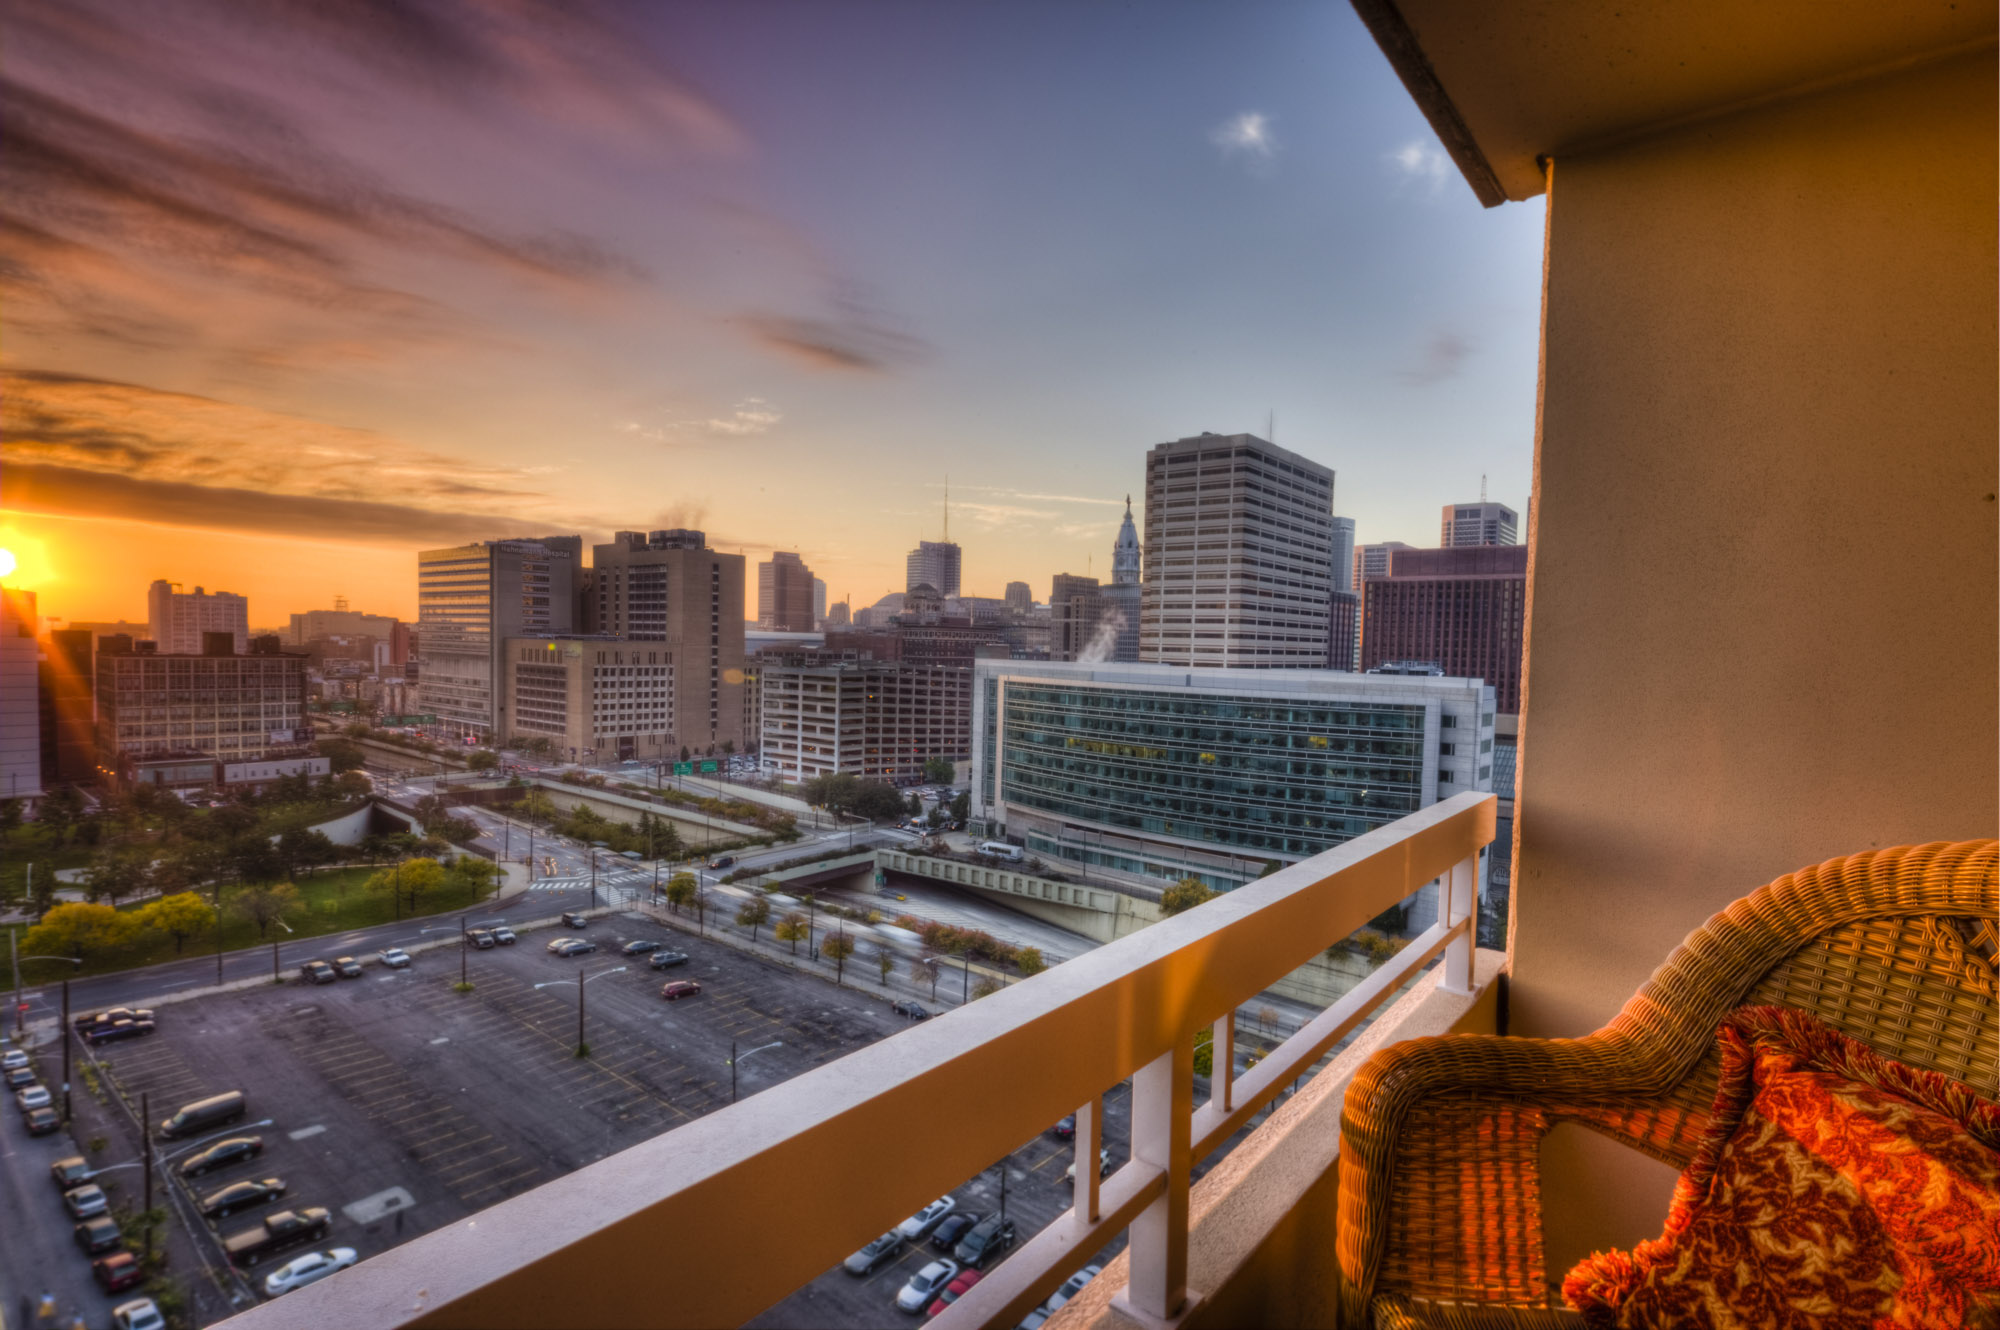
[0,1,1540,625]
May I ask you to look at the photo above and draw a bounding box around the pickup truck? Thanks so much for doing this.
[223,1208,331,1267]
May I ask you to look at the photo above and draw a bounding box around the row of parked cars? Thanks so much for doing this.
[845,1193,1035,1316]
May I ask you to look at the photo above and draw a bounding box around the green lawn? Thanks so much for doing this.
[2,866,501,987]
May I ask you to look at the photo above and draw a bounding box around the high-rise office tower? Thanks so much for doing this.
[416,537,579,739]
[1352,539,1413,668]
[1440,501,1519,547]
[906,541,963,599]
[1004,582,1032,614]
[1140,432,1335,668]
[1331,516,1357,594]
[43,628,94,785]
[1100,496,1142,662]
[1362,545,1528,714]
[812,578,828,629]
[1049,573,1103,661]
[593,529,747,752]
[1,588,44,802]
[146,580,248,654]
[758,552,816,632]
[825,600,851,629]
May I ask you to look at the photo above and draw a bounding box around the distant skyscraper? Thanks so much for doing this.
[825,600,851,629]
[1363,545,1527,714]
[813,578,827,628]
[146,580,248,654]
[417,538,578,739]
[593,529,748,752]
[758,552,816,632]
[1141,432,1335,668]
[1331,516,1357,594]
[906,541,963,598]
[1004,581,1032,614]
[1440,501,1519,547]
[1352,539,1413,667]
[1049,574,1102,661]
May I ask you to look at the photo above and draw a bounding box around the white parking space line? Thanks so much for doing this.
[288,1124,327,1141]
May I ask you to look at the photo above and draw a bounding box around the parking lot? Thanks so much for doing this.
[76,911,918,1319]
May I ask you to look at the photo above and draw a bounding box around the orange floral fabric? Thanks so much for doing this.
[1563,1005,2000,1329]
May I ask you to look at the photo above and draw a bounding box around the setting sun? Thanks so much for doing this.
[0,548,15,579]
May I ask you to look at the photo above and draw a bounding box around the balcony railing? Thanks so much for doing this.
[221,791,1495,1330]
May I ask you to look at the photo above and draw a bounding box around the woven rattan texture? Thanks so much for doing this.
[1374,1298,1585,1330]
[1335,840,1998,1330]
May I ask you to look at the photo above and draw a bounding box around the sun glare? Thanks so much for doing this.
[0,548,17,580]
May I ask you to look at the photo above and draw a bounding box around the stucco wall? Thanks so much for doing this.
[1516,49,1996,1277]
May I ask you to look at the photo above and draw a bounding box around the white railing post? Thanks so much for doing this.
[1074,1094,1103,1224]
[1125,1035,1193,1320]
[1440,853,1476,995]
[1209,1013,1235,1112]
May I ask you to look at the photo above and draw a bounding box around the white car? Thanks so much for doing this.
[378,948,413,969]
[113,1300,166,1330]
[896,1260,959,1314]
[263,1246,359,1296]
[897,1195,956,1241]
[1046,1263,1104,1313]
[1,1049,27,1071]
[15,1084,51,1111]
[1064,1149,1112,1183]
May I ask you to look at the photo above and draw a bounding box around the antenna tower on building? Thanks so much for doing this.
[943,475,950,543]
[1480,474,1488,503]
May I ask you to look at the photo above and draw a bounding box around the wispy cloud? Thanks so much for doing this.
[1210,111,1277,167]
[0,369,586,544]
[1398,330,1474,385]
[741,313,924,373]
[1388,140,1451,195]
[947,484,1125,508]
[702,398,782,436]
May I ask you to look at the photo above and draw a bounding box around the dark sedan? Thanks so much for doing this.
[74,1216,124,1255]
[200,1176,287,1220]
[952,1215,1017,1269]
[85,1018,157,1047]
[179,1136,264,1178]
[4,1066,36,1091]
[648,950,690,969]
[23,1105,61,1135]
[621,939,661,956]
[930,1212,979,1252]
[331,957,363,978]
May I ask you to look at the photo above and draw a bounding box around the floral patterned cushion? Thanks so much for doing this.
[1563,1005,2000,1329]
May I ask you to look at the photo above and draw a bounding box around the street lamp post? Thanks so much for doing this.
[12,950,81,1041]
[728,1038,784,1104]
[460,912,469,987]
[532,965,626,1056]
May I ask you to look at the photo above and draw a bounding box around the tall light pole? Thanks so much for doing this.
[13,952,80,1040]
[534,966,625,1058]
[729,1039,783,1103]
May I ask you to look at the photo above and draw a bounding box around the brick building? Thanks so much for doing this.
[1361,545,1527,714]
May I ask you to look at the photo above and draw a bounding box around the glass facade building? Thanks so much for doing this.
[975,660,1494,892]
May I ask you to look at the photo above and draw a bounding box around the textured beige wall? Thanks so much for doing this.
[1513,49,1998,1043]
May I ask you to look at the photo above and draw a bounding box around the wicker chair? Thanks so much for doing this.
[1335,839,1999,1329]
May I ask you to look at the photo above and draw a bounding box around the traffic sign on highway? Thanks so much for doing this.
[674,762,694,775]
[699,761,719,773]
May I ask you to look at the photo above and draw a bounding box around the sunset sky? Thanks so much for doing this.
[0,0,1545,628]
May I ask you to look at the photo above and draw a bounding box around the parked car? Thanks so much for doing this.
[552,938,598,957]
[561,911,589,928]
[545,937,573,953]
[648,950,690,969]
[378,948,413,969]
[298,960,337,985]
[953,1215,1017,1269]
[16,1084,51,1112]
[844,1230,904,1276]
[660,980,702,1001]
[1,1049,27,1071]
[94,1252,146,1293]
[65,1183,110,1218]
[223,1207,333,1267]
[159,1091,248,1140]
[1050,1115,1076,1140]
[897,1196,956,1242]
[892,1000,931,1021]
[1045,1264,1104,1314]
[85,1018,157,1046]
[1064,1149,1113,1183]
[201,1176,288,1220]
[52,1155,91,1189]
[74,1216,124,1255]
[927,1269,984,1317]
[621,939,661,956]
[74,1007,154,1031]
[262,1247,359,1297]
[896,1260,960,1314]
[4,1065,35,1091]
[930,1212,978,1252]
[331,956,363,978]
[23,1105,60,1135]
[465,928,496,950]
[490,927,517,945]
[111,1299,165,1330]
[179,1135,264,1178]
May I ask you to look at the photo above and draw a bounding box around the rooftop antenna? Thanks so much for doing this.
[1480,473,1488,503]
[1267,409,1275,442]
[943,475,950,544]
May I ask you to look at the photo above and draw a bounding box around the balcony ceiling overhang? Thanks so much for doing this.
[1351,0,1999,206]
